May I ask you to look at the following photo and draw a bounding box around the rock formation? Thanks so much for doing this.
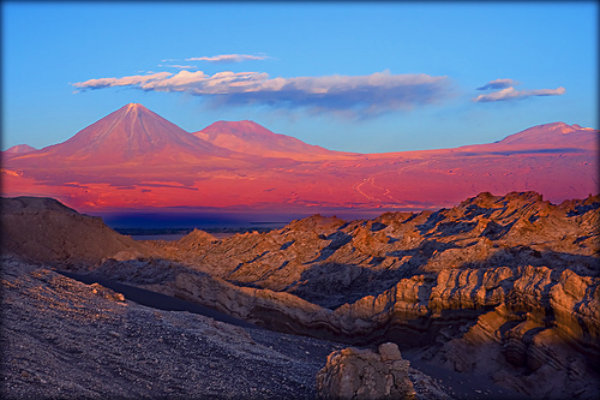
[131,191,600,398]
[0,255,344,399]
[316,343,416,400]
[1,196,152,264]
[2,190,598,398]
[149,191,599,307]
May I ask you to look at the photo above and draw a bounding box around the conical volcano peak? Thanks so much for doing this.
[25,103,230,165]
[123,102,148,111]
[116,102,153,117]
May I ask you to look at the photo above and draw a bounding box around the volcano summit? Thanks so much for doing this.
[2,104,597,213]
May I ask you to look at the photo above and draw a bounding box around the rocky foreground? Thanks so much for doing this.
[1,255,343,399]
[1,191,599,399]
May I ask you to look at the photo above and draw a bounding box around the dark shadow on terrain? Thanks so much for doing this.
[387,239,462,260]
[310,231,353,262]
[404,353,530,400]
[429,220,478,237]
[567,200,600,216]
[460,246,600,275]
[289,262,405,309]
[57,270,258,329]
[226,250,270,278]
[370,222,387,232]
[573,235,592,244]
[280,240,294,250]
[481,220,515,240]
[226,280,262,289]
[253,302,493,349]
[418,207,517,239]
[463,204,503,219]
[369,256,386,266]
[277,260,289,270]
[416,211,447,235]
[53,243,599,358]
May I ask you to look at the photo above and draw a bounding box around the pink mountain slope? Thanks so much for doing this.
[3,144,37,155]
[194,120,356,161]
[2,104,597,212]
[343,122,598,208]
[494,122,596,148]
[6,103,235,167]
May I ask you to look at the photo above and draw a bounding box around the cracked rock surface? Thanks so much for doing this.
[2,191,598,399]
[316,343,417,400]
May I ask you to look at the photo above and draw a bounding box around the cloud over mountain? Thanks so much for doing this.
[473,86,565,102]
[473,78,565,103]
[72,72,172,91]
[73,70,450,117]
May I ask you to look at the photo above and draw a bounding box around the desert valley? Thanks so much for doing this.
[4,1,599,398]
[1,102,599,399]
[1,190,599,399]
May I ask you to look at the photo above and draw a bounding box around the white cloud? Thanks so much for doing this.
[473,86,565,102]
[477,78,518,91]
[186,54,268,63]
[158,64,199,70]
[72,72,171,90]
[73,69,450,117]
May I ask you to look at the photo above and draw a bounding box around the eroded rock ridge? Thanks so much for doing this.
[2,191,598,398]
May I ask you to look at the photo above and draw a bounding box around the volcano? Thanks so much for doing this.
[195,120,355,161]
[2,104,597,212]
[3,144,37,155]
[491,122,597,149]
[7,103,233,167]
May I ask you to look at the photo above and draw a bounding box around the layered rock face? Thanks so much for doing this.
[143,191,600,398]
[2,191,598,398]
[316,343,416,400]
[427,266,600,398]
[152,191,599,307]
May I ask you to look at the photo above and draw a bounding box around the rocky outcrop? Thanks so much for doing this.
[104,254,598,396]
[408,265,600,399]
[0,255,344,399]
[316,343,416,400]
[1,196,152,264]
[140,193,599,399]
[148,191,599,310]
[4,191,598,399]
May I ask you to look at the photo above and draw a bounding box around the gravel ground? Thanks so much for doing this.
[1,256,344,399]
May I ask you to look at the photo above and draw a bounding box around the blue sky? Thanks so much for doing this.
[2,1,597,152]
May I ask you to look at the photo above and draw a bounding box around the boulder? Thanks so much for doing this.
[316,342,416,399]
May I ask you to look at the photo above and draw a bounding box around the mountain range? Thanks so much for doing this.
[2,103,597,212]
